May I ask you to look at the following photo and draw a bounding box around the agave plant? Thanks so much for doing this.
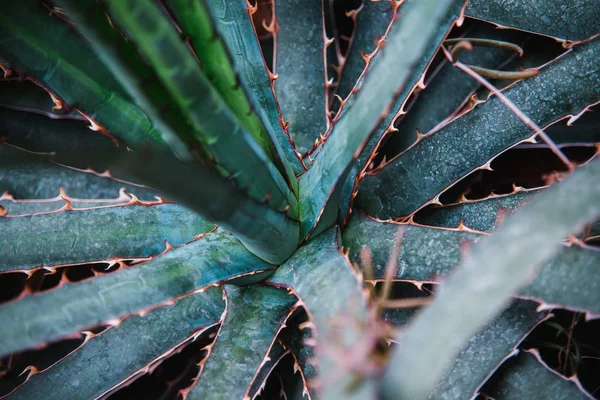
[1,0,600,399]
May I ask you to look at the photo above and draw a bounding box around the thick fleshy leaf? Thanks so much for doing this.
[189,285,296,400]
[465,0,600,42]
[414,189,541,231]
[0,204,214,272]
[382,156,600,400]
[428,300,547,399]
[0,145,156,201]
[0,196,133,216]
[247,340,289,400]
[383,25,527,157]
[0,107,115,152]
[200,0,305,178]
[0,228,273,356]
[481,350,593,399]
[344,212,600,314]
[9,286,225,400]
[299,0,465,239]
[274,0,327,154]
[102,0,298,218]
[268,228,374,399]
[358,38,600,219]
[0,2,167,150]
[334,0,395,103]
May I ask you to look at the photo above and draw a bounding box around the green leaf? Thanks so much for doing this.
[199,0,305,179]
[358,38,600,219]
[102,0,298,218]
[9,286,225,400]
[247,340,289,400]
[188,285,297,400]
[300,0,465,239]
[0,197,131,216]
[274,0,327,154]
[381,156,600,400]
[465,0,600,42]
[0,2,167,150]
[0,204,214,272]
[333,0,395,103]
[268,228,375,399]
[0,228,273,356]
[344,212,600,314]
[414,189,541,231]
[481,350,593,399]
[383,26,528,157]
[427,300,547,399]
[0,107,116,152]
[0,145,157,201]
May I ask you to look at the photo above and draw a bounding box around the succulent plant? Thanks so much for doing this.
[1,0,600,399]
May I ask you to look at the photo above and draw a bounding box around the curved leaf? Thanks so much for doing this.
[358,37,600,219]
[189,285,296,400]
[0,204,214,272]
[0,229,273,356]
[247,340,289,400]
[9,286,225,400]
[466,0,600,42]
[382,156,600,400]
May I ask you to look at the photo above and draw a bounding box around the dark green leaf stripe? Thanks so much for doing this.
[269,228,375,399]
[414,189,541,232]
[0,145,157,201]
[358,38,600,219]
[9,286,225,400]
[344,212,600,315]
[103,0,298,218]
[466,0,600,42]
[189,285,296,400]
[0,204,214,272]
[427,300,547,399]
[299,0,465,240]
[201,0,305,180]
[0,229,273,356]
[482,351,593,399]
[0,2,167,150]
[274,0,327,155]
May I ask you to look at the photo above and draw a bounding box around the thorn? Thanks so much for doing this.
[0,205,7,217]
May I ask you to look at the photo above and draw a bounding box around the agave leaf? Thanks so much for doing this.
[0,2,167,150]
[465,0,600,42]
[247,340,289,400]
[162,0,303,185]
[381,156,600,400]
[344,212,600,315]
[545,107,600,145]
[274,354,309,400]
[300,0,465,240]
[481,350,593,399]
[0,145,157,201]
[358,37,600,219]
[274,0,328,154]
[188,285,297,400]
[0,79,83,119]
[383,26,527,157]
[0,198,132,216]
[1,146,300,264]
[414,189,541,231]
[268,228,374,399]
[0,204,214,272]
[0,107,115,153]
[0,228,273,356]
[8,286,225,400]
[102,0,298,218]
[426,300,547,399]
[333,0,395,104]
